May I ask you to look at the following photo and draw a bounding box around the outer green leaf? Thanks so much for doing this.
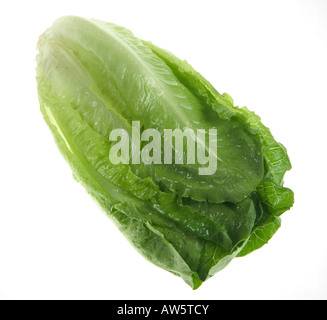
[143,40,294,257]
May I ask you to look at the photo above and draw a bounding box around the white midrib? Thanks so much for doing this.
[92,19,194,129]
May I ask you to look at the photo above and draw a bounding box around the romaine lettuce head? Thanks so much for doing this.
[36,16,294,289]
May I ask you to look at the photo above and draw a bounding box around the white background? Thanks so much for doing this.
[1,0,326,300]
